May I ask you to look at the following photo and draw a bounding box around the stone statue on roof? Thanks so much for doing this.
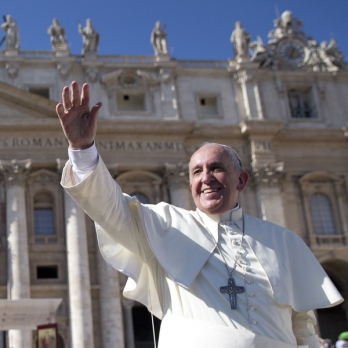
[268,10,305,42]
[48,18,69,52]
[319,39,346,71]
[151,21,168,56]
[78,19,99,55]
[231,21,251,57]
[1,15,20,50]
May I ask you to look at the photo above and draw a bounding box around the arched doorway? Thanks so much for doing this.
[317,259,348,342]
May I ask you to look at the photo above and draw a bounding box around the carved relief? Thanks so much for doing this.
[57,64,71,78]
[5,63,19,79]
[85,68,99,83]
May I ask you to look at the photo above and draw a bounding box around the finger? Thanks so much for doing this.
[89,102,102,124]
[62,86,71,110]
[71,81,81,106]
[81,83,90,107]
[56,103,65,119]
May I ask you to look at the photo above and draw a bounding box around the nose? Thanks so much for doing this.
[201,170,214,183]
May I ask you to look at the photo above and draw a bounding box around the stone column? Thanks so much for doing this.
[165,162,192,210]
[64,191,94,348]
[122,299,135,348]
[0,159,32,348]
[234,65,263,119]
[97,250,124,348]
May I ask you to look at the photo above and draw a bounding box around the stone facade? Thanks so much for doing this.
[0,11,347,347]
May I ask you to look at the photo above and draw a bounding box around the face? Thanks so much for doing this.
[189,144,248,215]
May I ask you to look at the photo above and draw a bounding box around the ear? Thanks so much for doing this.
[189,182,192,191]
[237,171,248,192]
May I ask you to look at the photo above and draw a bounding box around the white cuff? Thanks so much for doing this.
[68,143,98,181]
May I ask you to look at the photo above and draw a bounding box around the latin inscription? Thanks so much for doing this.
[0,137,185,152]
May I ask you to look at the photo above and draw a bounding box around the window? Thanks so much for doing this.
[299,172,347,247]
[33,192,55,235]
[288,88,316,118]
[37,265,58,279]
[116,92,146,111]
[29,87,50,99]
[34,208,54,235]
[310,193,336,235]
[198,96,219,117]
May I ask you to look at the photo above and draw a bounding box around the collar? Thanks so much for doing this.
[196,205,243,242]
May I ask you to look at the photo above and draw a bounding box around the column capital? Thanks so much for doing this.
[0,159,31,187]
[252,162,285,187]
[234,69,254,84]
[164,162,189,189]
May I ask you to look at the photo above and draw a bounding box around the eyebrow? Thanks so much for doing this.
[191,161,226,171]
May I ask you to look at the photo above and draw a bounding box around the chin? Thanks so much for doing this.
[201,203,223,214]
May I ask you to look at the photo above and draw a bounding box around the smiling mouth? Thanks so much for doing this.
[203,188,219,193]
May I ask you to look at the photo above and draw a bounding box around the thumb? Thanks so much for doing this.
[89,102,102,124]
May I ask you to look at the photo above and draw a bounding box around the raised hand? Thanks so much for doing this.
[56,81,102,150]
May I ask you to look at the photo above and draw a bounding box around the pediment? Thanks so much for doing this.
[29,169,59,183]
[299,171,340,183]
[0,81,57,119]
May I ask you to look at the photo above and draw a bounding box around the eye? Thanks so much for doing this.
[192,169,202,176]
[212,166,224,172]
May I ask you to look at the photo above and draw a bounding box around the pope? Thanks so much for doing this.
[57,81,343,348]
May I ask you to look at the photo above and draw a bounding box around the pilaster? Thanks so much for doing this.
[0,159,32,348]
[233,61,263,119]
[165,162,192,210]
[240,121,286,226]
[159,68,180,119]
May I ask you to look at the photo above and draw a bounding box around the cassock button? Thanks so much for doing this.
[249,305,255,311]
[245,267,251,272]
[251,319,258,325]
[248,293,254,298]
[246,279,251,284]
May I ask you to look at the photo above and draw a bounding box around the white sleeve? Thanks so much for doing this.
[292,310,321,348]
[68,143,98,183]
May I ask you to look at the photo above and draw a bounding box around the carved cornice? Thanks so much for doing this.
[0,159,31,187]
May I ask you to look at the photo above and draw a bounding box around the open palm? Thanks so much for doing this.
[56,81,102,150]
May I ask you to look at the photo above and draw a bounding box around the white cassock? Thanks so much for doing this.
[61,147,343,348]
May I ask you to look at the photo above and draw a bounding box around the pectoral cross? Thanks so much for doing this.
[220,277,245,309]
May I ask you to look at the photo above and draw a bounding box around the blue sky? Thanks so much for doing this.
[1,0,348,61]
